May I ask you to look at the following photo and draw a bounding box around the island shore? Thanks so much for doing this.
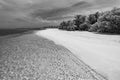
[0,31,106,80]
[37,29,120,80]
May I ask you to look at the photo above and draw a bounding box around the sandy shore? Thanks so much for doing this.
[0,32,106,80]
[37,29,120,80]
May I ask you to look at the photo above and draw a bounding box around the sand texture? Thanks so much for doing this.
[0,33,106,80]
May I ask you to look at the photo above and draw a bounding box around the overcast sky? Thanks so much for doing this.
[0,0,120,28]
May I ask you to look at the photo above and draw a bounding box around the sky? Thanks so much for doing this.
[0,0,120,28]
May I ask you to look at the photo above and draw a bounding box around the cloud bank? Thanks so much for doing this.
[0,0,120,28]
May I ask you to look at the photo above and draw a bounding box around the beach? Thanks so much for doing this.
[0,31,106,80]
[37,29,120,80]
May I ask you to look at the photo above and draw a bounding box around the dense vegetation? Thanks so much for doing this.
[58,7,120,34]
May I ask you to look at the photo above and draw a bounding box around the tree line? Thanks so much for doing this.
[58,7,120,34]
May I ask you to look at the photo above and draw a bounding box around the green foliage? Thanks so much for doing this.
[66,21,77,31]
[74,15,86,29]
[89,22,99,32]
[87,12,100,24]
[97,21,110,33]
[79,22,91,31]
[58,7,120,34]
[59,20,77,31]
[59,21,67,30]
[97,8,120,33]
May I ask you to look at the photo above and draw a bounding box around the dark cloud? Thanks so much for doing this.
[31,0,120,21]
[31,1,92,20]
[0,0,120,28]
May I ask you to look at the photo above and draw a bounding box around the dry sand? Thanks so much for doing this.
[37,29,120,80]
[0,32,106,80]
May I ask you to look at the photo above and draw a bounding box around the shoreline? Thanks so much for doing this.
[37,29,120,80]
[0,31,106,80]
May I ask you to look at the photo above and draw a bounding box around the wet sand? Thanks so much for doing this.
[0,32,106,80]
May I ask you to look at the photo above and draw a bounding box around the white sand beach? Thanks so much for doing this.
[36,29,120,80]
[0,32,106,80]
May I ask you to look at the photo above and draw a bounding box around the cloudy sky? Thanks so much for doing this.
[0,0,120,28]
